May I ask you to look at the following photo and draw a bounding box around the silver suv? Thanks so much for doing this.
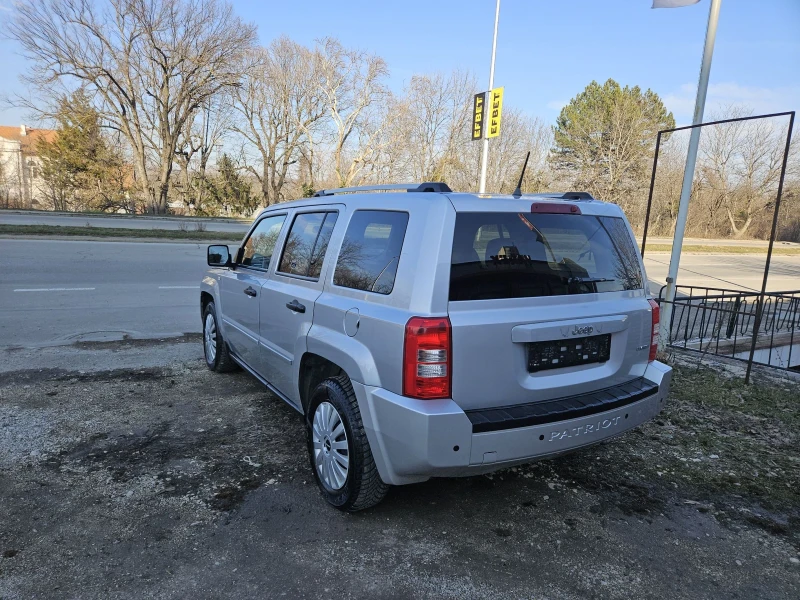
[200,183,672,511]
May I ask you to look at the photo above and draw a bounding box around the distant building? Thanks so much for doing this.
[0,125,57,209]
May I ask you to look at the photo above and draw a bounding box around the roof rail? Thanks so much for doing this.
[313,182,452,197]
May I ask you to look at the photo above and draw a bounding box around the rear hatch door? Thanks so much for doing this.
[447,200,654,411]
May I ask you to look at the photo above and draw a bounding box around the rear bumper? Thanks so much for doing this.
[354,361,672,485]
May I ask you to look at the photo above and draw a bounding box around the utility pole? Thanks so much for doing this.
[660,0,722,347]
[478,0,501,194]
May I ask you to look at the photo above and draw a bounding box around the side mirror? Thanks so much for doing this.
[207,245,231,267]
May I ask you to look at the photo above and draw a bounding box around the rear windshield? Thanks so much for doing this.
[450,211,643,301]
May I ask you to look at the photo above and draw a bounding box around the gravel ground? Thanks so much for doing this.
[0,345,798,599]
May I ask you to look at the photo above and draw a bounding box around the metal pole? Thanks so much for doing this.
[641,131,662,258]
[478,0,500,194]
[660,0,722,347]
[744,111,795,384]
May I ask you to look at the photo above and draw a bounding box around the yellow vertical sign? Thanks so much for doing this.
[487,87,504,138]
[471,92,486,141]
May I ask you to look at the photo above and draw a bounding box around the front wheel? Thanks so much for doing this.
[307,375,389,511]
[202,301,237,372]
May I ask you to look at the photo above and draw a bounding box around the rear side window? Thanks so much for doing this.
[333,210,409,295]
[278,211,338,279]
[450,211,643,301]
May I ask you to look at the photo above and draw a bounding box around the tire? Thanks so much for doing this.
[202,301,238,373]
[306,375,389,512]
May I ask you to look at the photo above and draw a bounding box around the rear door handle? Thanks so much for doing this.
[244,286,257,297]
[286,300,306,313]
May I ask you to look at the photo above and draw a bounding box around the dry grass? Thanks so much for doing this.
[0,224,242,241]
[644,244,800,255]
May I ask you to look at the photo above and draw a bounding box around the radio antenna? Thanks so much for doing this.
[512,151,530,198]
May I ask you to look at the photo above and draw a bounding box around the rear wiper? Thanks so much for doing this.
[566,277,615,284]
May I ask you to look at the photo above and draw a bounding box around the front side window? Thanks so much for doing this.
[333,210,409,295]
[240,214,286,270]
[450,211,643,301]
[278,211,338,279]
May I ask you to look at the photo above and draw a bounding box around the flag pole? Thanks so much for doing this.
[660,0,722,348]
[478,0,500,194]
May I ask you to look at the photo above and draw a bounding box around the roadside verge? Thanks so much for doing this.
[0,224,242,242]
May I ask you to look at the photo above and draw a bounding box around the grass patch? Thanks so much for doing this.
[641,363,799,514]
[0,224,243,242]
[505,360,800,544]
[644,243,800,255]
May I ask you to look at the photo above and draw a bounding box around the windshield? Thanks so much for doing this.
[449,211,643,301]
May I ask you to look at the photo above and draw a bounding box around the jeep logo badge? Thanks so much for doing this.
[571,325,593,336]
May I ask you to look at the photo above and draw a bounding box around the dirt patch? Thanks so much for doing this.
[0,357,798,599]
[70,332,203,351]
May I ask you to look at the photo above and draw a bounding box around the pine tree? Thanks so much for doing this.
[36,90,129,211]
[551,79,675,211]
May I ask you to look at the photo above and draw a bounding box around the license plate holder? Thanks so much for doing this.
[528,334,611,373]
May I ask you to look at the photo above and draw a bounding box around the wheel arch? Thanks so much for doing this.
[298,353,347,415]
[300,328,383,412]
[200,275,221,325]
[200,290,214,319]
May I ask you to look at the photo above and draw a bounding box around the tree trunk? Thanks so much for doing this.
[155,149,174,214]
[726,208,753,239]
[261,163,270,206]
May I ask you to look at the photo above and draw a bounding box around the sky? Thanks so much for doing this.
[0,0,798,127]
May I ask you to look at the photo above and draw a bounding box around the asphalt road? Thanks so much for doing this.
[0,210,251,233]
[643,252,800,294]
[2,238,799,350]
[1,239,207,348]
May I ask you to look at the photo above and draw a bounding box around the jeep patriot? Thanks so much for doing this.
[200,183,672,511]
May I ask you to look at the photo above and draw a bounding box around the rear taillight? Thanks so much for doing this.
[403,316,451,399]
[648,299,660,362]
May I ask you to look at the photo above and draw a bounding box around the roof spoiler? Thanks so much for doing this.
[560,192,594,201]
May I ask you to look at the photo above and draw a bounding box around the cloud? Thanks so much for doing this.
[663,82,800,123]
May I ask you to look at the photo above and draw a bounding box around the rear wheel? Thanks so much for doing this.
[306,375,389,511]
[203,302,237,372]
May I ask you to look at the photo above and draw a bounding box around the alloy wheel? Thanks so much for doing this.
[204,313,217,363]
[312,401,350,491]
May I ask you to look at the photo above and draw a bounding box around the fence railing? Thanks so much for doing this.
[657,285,800,372]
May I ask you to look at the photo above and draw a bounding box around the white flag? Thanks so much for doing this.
[652,0,701,7]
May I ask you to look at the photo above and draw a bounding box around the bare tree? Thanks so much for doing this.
[486,110,552,194]
[699,107,789,238]
[232,38,327,206]
[7,0,256,213]
[175,95,233,212]
[316,38,391,187]
[395,71,478,182]
[644,137,687,235]
[394,71,479,190]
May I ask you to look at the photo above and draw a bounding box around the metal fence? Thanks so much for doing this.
[657,285,800,373]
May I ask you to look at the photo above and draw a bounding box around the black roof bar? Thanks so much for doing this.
[313,182,452,197]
